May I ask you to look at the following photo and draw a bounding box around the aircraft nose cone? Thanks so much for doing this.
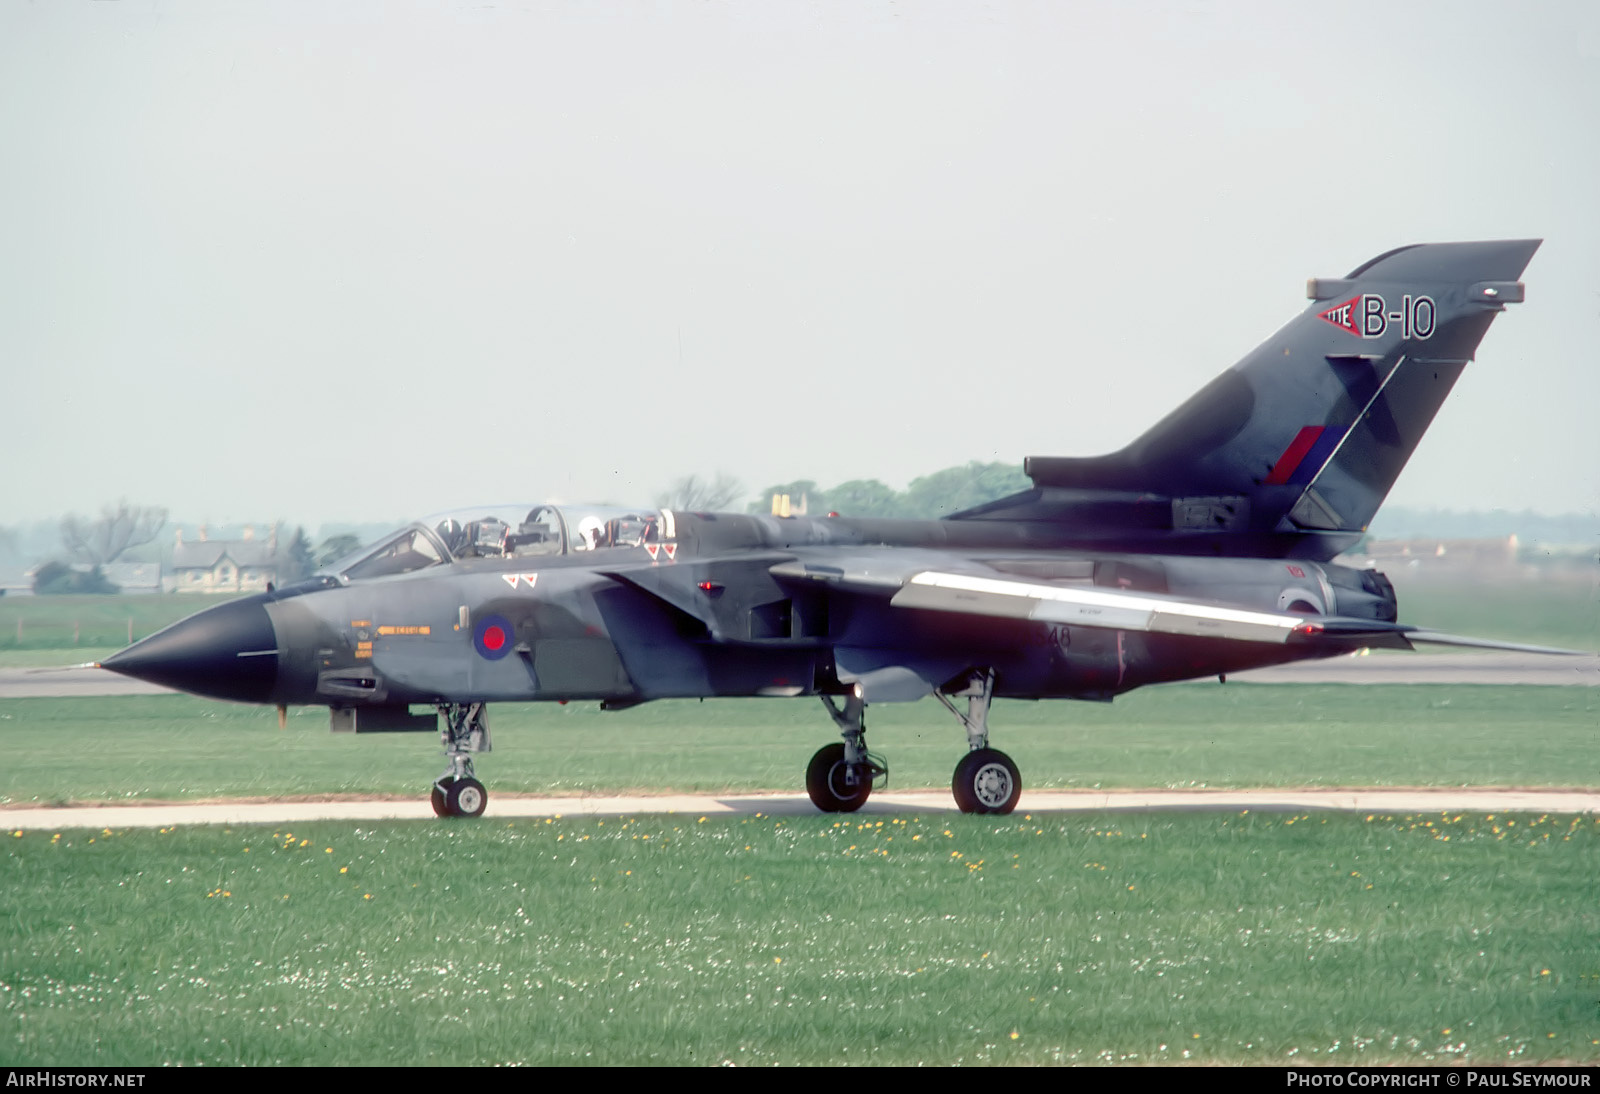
[101,596,279,703]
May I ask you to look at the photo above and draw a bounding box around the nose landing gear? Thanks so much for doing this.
[432,702,492,818]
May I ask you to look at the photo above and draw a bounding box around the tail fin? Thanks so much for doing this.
[993,240,1539,553]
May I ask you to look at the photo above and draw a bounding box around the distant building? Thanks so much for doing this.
[167,524,281,593]
[101,562,162,595]
[1345,536,1522,578]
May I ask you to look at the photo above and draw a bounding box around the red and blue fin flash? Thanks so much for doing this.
[1264,425,1348,486]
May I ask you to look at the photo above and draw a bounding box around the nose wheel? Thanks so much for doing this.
[432,702,492,818]
[431,775,488,818]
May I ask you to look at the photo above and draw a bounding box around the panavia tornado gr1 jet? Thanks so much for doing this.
[103,239,1564,817]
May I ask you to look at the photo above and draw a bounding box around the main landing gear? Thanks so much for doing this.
[935,669,1022,815]
[432,702,492,818]
[806,687,888,813]
[805,669,1022,816]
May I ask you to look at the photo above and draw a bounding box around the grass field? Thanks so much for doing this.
[0,685,1595,806]
[1393,580,1599,653]
[4,810,1596,1065]
[2,613,1595,1065]
[0,594,240,651]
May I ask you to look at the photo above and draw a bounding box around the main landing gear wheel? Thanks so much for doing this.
[952,748,1021,815]
[806,743,872,813]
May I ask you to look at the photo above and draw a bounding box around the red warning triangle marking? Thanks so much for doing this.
[1317,295,1361,335]
[645,543,660,561]
[664,544,677,561]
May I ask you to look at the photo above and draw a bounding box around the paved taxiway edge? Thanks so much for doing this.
[4,788,1598,830]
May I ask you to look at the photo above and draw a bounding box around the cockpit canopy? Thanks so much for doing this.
[326,504,670,582]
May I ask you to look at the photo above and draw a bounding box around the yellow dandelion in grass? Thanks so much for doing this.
[325,847,333,854]
[1443,1029,1452,1036]
[1541,969,1550,976]
[10,830,21,838]
[363,894,372,900]
[340,867,348,874]
[774,957,782,964]
[1009,1031,1019,1040]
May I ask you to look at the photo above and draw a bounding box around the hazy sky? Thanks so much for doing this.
[2,0,1596,526]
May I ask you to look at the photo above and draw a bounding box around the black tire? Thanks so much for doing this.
[430,778,454,818]
[446,776,488,818]
[806,743,871,813]
[952,748,1021,815]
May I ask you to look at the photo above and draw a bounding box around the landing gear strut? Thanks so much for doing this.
[935,670,1021,815]
[806,687,887,813]
[432,702,492,818]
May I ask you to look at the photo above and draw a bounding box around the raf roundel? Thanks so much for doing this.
[473,614,515,660]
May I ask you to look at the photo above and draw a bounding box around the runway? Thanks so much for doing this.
[4,786,1598,830]
[1,650,1597,699]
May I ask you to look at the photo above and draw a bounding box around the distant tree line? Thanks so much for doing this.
[749,462,1031,519]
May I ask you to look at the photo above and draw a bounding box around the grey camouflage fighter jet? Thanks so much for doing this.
[103,239,1567,817]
